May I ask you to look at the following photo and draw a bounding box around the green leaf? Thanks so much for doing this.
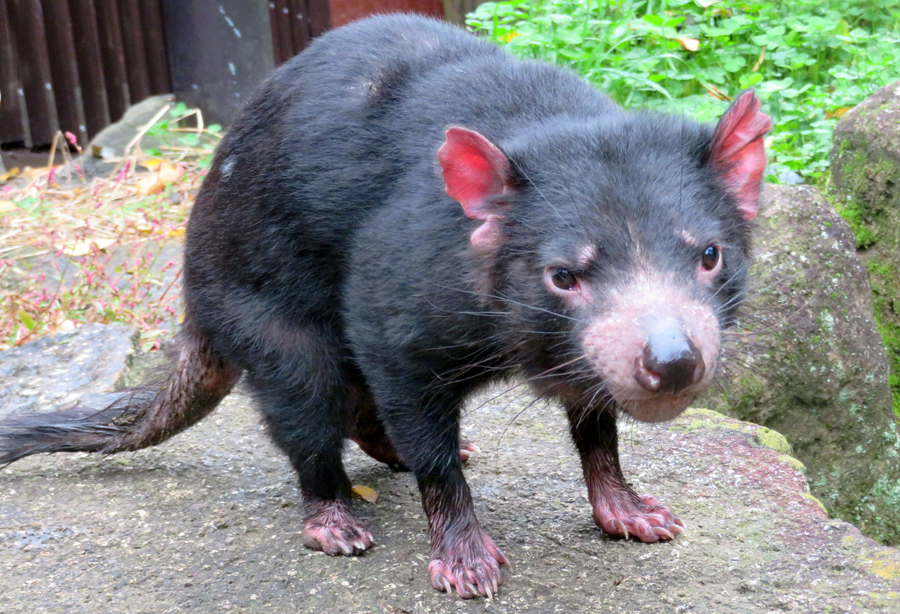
[17,309,35,331]
[739,72,764,88]
[722,57,746,72]
[556,28,584,45]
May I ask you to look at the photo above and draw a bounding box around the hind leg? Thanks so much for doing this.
[348,380,480,470]
[245,325,373,556]
[346,376,407,470]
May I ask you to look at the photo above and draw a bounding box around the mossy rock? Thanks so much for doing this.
[830,81,900,417]
[705,184,900,545]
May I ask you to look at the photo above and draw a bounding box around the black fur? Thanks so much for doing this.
[1,15,760,598]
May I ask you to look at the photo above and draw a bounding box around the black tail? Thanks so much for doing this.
[0,318,242,465]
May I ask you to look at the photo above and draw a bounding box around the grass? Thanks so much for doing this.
[0,103,220,351]
[467,0,900,184]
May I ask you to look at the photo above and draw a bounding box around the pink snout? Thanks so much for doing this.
[581,283,721,423]
[632,316,706,395]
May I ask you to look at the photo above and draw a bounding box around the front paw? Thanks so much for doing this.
[428,529,508,599]
[593,493,685,542]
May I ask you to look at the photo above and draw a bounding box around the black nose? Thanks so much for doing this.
[634,322,705,394]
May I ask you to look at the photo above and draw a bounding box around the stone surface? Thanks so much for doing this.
[0,323,138,419]
[89,95,175,160]
[0,339,899,612]
[705,184,900,545]
[830,80,900,417]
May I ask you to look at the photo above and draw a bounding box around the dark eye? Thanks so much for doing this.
[701,245,720,271]
[551,268,579,291]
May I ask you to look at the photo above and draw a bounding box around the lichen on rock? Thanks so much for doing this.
[830,80,900,417]
[705,184,900,545]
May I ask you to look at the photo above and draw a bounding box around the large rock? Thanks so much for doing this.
[0,323,138,419]
[831,81,900,417]
[1,373,899,612]
[706,184,900,545]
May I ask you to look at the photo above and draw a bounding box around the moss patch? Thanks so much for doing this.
[830,128,900,417]
[864,551,900,580]
[779,454,807,474]
[801,492,827,514]
[755,427,792,455]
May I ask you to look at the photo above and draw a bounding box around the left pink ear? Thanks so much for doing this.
[438,126,514,249]
[711,91,772,221]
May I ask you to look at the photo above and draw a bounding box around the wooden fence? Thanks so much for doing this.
[0,0,446,156]
[0,0,171,150]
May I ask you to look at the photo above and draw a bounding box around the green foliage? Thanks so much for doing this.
[837,198,878,248]
[467,0,900,183]
[143,104,222,165]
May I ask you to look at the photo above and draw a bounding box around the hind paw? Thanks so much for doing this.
[458,439,480,463]
[301,501,373,555]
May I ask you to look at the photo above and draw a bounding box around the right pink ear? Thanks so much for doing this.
[710,91,771,221]
[438,127,513,249]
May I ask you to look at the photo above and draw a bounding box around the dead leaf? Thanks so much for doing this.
[677,37,700,52]
[0,200,17,213]
[168,227,186,238]
[158,163,183,183]
[61,237,117,256]
[827,107,851,119]
[0,167,20,182]
[20,166,50,180]
[137,163,184,195]
[352,485,378,504]
[705,85,732,101]
[136,175,162,196]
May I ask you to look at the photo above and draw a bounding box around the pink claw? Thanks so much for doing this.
[301,501,374,556]
[652,526,675,540]
[459,439,481,463]
[593,492,685,543]
[428,529,508,599]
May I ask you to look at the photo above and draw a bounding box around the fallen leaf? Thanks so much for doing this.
[352,485,378,504]
[827,107,851,119]
[705,85,732,101]
[140,158,164,170]
[137,164,184,195]
[0,200,17,213]
[0,167,20,182]
[158,163,183,183]
[61,237,117,256]
[677,37,700,52]
[137,174,162,195]
[20,166,50,180]
[168,227,186,238]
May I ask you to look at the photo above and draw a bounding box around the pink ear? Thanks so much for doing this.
[438,127,512,218]
[438,127,513,249]
[711,91,772,221]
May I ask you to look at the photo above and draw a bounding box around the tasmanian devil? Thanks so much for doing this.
[0,14,770,599]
